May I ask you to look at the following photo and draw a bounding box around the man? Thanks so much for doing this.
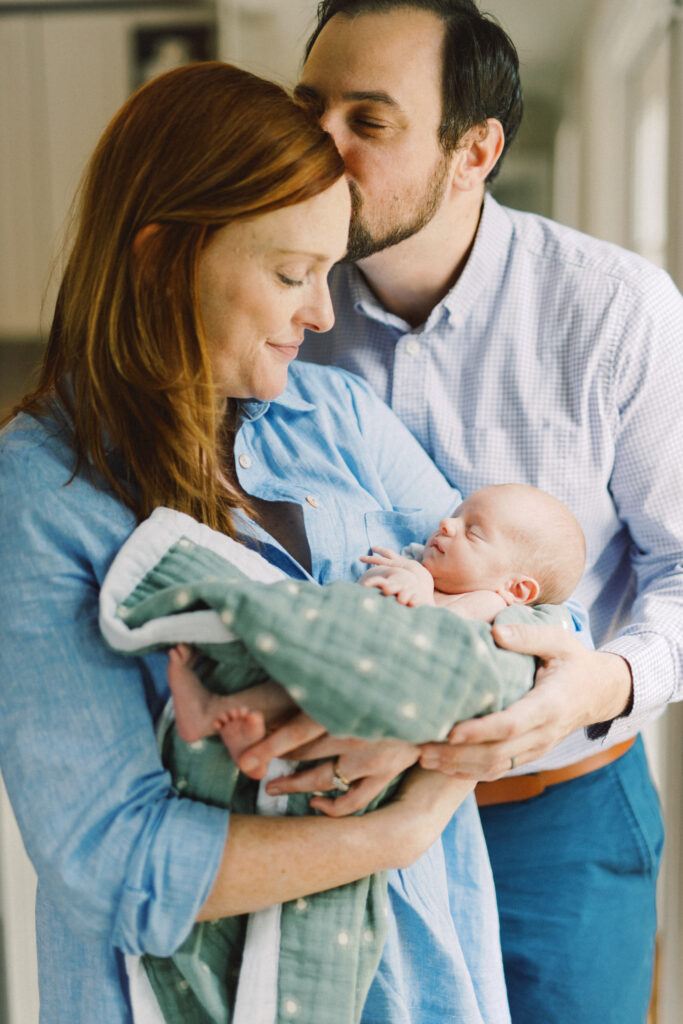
[296,2,683,1021]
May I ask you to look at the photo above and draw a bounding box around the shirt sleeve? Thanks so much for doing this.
[594,268,683,738]
[0,441,230,957]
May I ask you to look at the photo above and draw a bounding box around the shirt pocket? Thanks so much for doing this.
[433,424,583,504]
[363,507,438,555]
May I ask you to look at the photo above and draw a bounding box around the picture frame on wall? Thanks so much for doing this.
[129,23,216,91]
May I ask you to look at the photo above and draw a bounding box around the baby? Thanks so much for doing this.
[167,483,585,767]
[359,482,585,621]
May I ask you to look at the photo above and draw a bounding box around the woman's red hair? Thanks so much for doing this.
[14,62,345,535]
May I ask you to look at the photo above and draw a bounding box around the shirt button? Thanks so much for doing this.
[405,339,420,356]
[450,310,464,327]
[238,454,252,469]
[305,495,320,508]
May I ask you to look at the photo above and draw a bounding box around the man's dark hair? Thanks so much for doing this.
[305,0,523,181]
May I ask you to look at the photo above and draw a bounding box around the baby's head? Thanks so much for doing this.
[422,484,585,605]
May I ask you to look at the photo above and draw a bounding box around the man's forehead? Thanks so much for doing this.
[302,7,445,90]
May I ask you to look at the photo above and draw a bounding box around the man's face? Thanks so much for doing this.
[298,8,452,261]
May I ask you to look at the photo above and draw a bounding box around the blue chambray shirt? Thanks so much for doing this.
[303,193,683,770]
[0,362,509,1024]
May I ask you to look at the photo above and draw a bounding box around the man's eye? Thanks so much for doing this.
[277,273,304,287]
[353,119,386,131]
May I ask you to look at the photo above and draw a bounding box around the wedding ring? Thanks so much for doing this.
[332,765,352,792]
[509,755,517,770]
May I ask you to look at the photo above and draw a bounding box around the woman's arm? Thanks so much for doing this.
[198,766,474,919]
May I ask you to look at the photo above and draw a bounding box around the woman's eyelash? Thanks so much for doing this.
[277,273,304,287]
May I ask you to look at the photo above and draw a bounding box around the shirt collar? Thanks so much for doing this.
[237,373,316,423]
[345,192,513,331]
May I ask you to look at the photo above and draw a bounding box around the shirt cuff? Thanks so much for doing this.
[112,798,230,957]
[587,631,676,741]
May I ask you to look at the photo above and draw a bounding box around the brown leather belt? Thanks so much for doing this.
[475,736,636,807]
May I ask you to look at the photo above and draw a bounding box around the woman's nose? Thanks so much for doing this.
[300,286,336,334]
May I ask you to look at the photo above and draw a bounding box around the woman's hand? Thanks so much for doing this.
[419,623,633,779]
[264,734,421,816]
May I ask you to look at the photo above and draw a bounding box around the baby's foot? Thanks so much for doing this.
[167,644,227,743]
[216,708,267,772]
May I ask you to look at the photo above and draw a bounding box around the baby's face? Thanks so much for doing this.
[422,490,522,595]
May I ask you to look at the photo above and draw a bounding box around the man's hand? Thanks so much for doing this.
[420,623,633,779]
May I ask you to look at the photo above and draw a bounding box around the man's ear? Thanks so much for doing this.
[132,222,162,257]
[450,119,504,191]
[504,574,540,606]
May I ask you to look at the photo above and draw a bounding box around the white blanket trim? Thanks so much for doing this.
[99,506,288,653]
[107,507,294,1024]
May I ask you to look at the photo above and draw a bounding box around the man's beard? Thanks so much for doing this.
[343,153,450,263]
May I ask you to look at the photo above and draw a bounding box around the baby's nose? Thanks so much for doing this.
[439,518,457,536]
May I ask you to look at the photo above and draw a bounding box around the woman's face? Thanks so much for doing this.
[198,177,351,401]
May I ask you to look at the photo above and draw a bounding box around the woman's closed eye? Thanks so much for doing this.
[277,272,304,288]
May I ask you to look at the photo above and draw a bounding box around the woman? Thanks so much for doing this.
[0,63,506,1023]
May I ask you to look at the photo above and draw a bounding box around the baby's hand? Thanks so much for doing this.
[361,568,425,606]
[359,550,435,607]
[359,546,413,570]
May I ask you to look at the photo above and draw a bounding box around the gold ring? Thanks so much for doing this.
[332,765,352,791]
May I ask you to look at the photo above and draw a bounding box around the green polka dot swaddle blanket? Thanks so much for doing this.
[100,507,571,1024]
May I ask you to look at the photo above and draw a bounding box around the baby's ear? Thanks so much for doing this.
[505,575,540,605]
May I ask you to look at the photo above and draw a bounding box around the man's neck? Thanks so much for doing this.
[355,189,485,328]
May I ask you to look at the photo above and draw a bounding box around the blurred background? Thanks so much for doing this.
[1,1,681,1021]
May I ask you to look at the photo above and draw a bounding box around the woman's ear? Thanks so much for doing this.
[133,222,162,257]
[451,119,504,191]
[504,574,541,606]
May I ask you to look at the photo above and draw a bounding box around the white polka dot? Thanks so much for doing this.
[400,701,418,719]
[473,634,488,657]
[117,604,130,620]
[303,607,319,621]
[174,589,190,609]
[176,778,188,790]
[356,658,375,674]
[289,685,307,702]
[177,979,189,992]
[295,898,308,912]
[256,633,277,653]
[480,691,495,710]
[189,740,205,753]
[178,538,193,549]
[363,928,375,943]
[412,633,431,649]
[221,609,234,626]
[286,583,301,595]
[201,962,211,973]
[337,930,350,947]
[282,997,300,1017]
[362,596,378,612]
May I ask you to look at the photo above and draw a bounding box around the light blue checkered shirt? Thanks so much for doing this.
[303,193,683,772]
